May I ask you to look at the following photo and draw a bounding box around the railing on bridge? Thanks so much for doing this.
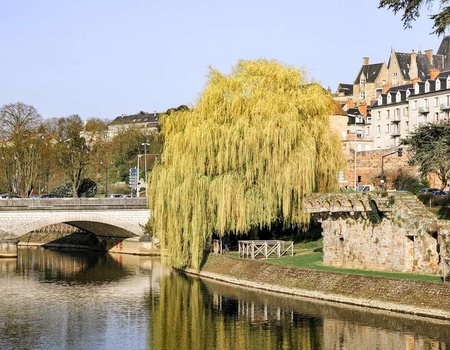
[0,198,148,210]
[238,240,294,259]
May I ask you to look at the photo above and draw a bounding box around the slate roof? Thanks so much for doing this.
[353,63,384,84]
[336,83,353,96]
[391,84,413,91]
[437,35,450,68]
[109,111,160,127]
[391,51,444,81]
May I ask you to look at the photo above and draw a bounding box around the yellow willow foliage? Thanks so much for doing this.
[148,273,323,350]
[148,59,344,269]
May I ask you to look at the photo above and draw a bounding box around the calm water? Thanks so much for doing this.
[0,248,449,350]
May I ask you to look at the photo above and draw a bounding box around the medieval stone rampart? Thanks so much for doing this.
[305,192,448,275]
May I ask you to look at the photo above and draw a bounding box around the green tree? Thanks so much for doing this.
[379,0,450,35]
[401,123,450,190]
[109,128,163,184]
[148,59,344,269]
[392,168,427,193]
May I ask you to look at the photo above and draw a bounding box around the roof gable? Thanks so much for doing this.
[353,63,384,84]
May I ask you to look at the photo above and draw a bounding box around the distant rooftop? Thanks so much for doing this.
[109,111,160,127]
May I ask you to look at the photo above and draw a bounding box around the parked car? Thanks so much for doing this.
[109,194,125,198]
[418,188,440,194]
[39,194,62,198]
[0,193,21,199]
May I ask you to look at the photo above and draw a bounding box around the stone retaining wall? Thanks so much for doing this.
[190,254,450,320]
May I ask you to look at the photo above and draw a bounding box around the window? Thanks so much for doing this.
[413,100,418,110]
[392,72,398,85]
[377,125,381,134]
[377,111,381,120]
[386,124,390,133]
[359,91,366,100]
[404,106,409,116]
[356,130,363,138]
[385,138,390,147]
[434,97,439,107]
[360,77,366,87]
[366,126,371,135]
[387,110,390,119]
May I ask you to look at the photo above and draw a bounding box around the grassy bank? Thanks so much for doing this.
[226,239,442,283]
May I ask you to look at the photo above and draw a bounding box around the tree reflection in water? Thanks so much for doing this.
[148,272,450,350]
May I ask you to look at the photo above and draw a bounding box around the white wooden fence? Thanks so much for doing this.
[238,240,294,259]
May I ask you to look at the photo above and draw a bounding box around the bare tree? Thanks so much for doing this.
[0,102,43,196]
[54,115,94,197]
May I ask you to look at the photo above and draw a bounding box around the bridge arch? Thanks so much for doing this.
[11,212,146,239]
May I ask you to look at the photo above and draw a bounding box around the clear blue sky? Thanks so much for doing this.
[0,0,445,120]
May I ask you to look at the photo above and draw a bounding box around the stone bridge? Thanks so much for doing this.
[0,198,150,240]
[304,192,448,276]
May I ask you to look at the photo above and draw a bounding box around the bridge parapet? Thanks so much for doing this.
[0,198,148,210]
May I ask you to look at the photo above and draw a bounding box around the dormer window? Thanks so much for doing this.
[396,91,401,102]
[425,81,430,93]
[387,94,392,104]
[437,79,441,90]
[377,95,383,105]
[415,83,420,94]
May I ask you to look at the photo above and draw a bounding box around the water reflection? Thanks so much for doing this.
[1,249,450,350]
[0,248,168,350]
[149,272,450,350]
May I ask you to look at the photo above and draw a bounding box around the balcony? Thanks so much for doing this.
[419,106,430,114]
[390,129,401,137]
[440,103,450,111]
[391,115,401,122]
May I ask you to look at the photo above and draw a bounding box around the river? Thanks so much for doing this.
[0,248,449,350]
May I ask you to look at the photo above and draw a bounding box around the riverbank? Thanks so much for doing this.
[186,254,450,321]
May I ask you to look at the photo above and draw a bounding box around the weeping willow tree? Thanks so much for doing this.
[148,59,344,269]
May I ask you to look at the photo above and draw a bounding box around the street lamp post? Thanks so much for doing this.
[380,148,403,190]
[141,142,150,185]
[136,154,145,197]
[100,160,113,197]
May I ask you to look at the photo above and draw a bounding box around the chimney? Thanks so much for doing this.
[363,57,369,65]
[409,50,418,81]
[358,102,367,117]
[425,49,433,64]
[429,68,440,80]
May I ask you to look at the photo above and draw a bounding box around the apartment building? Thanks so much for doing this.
[367,69,450,151]
[336,36,450,152]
